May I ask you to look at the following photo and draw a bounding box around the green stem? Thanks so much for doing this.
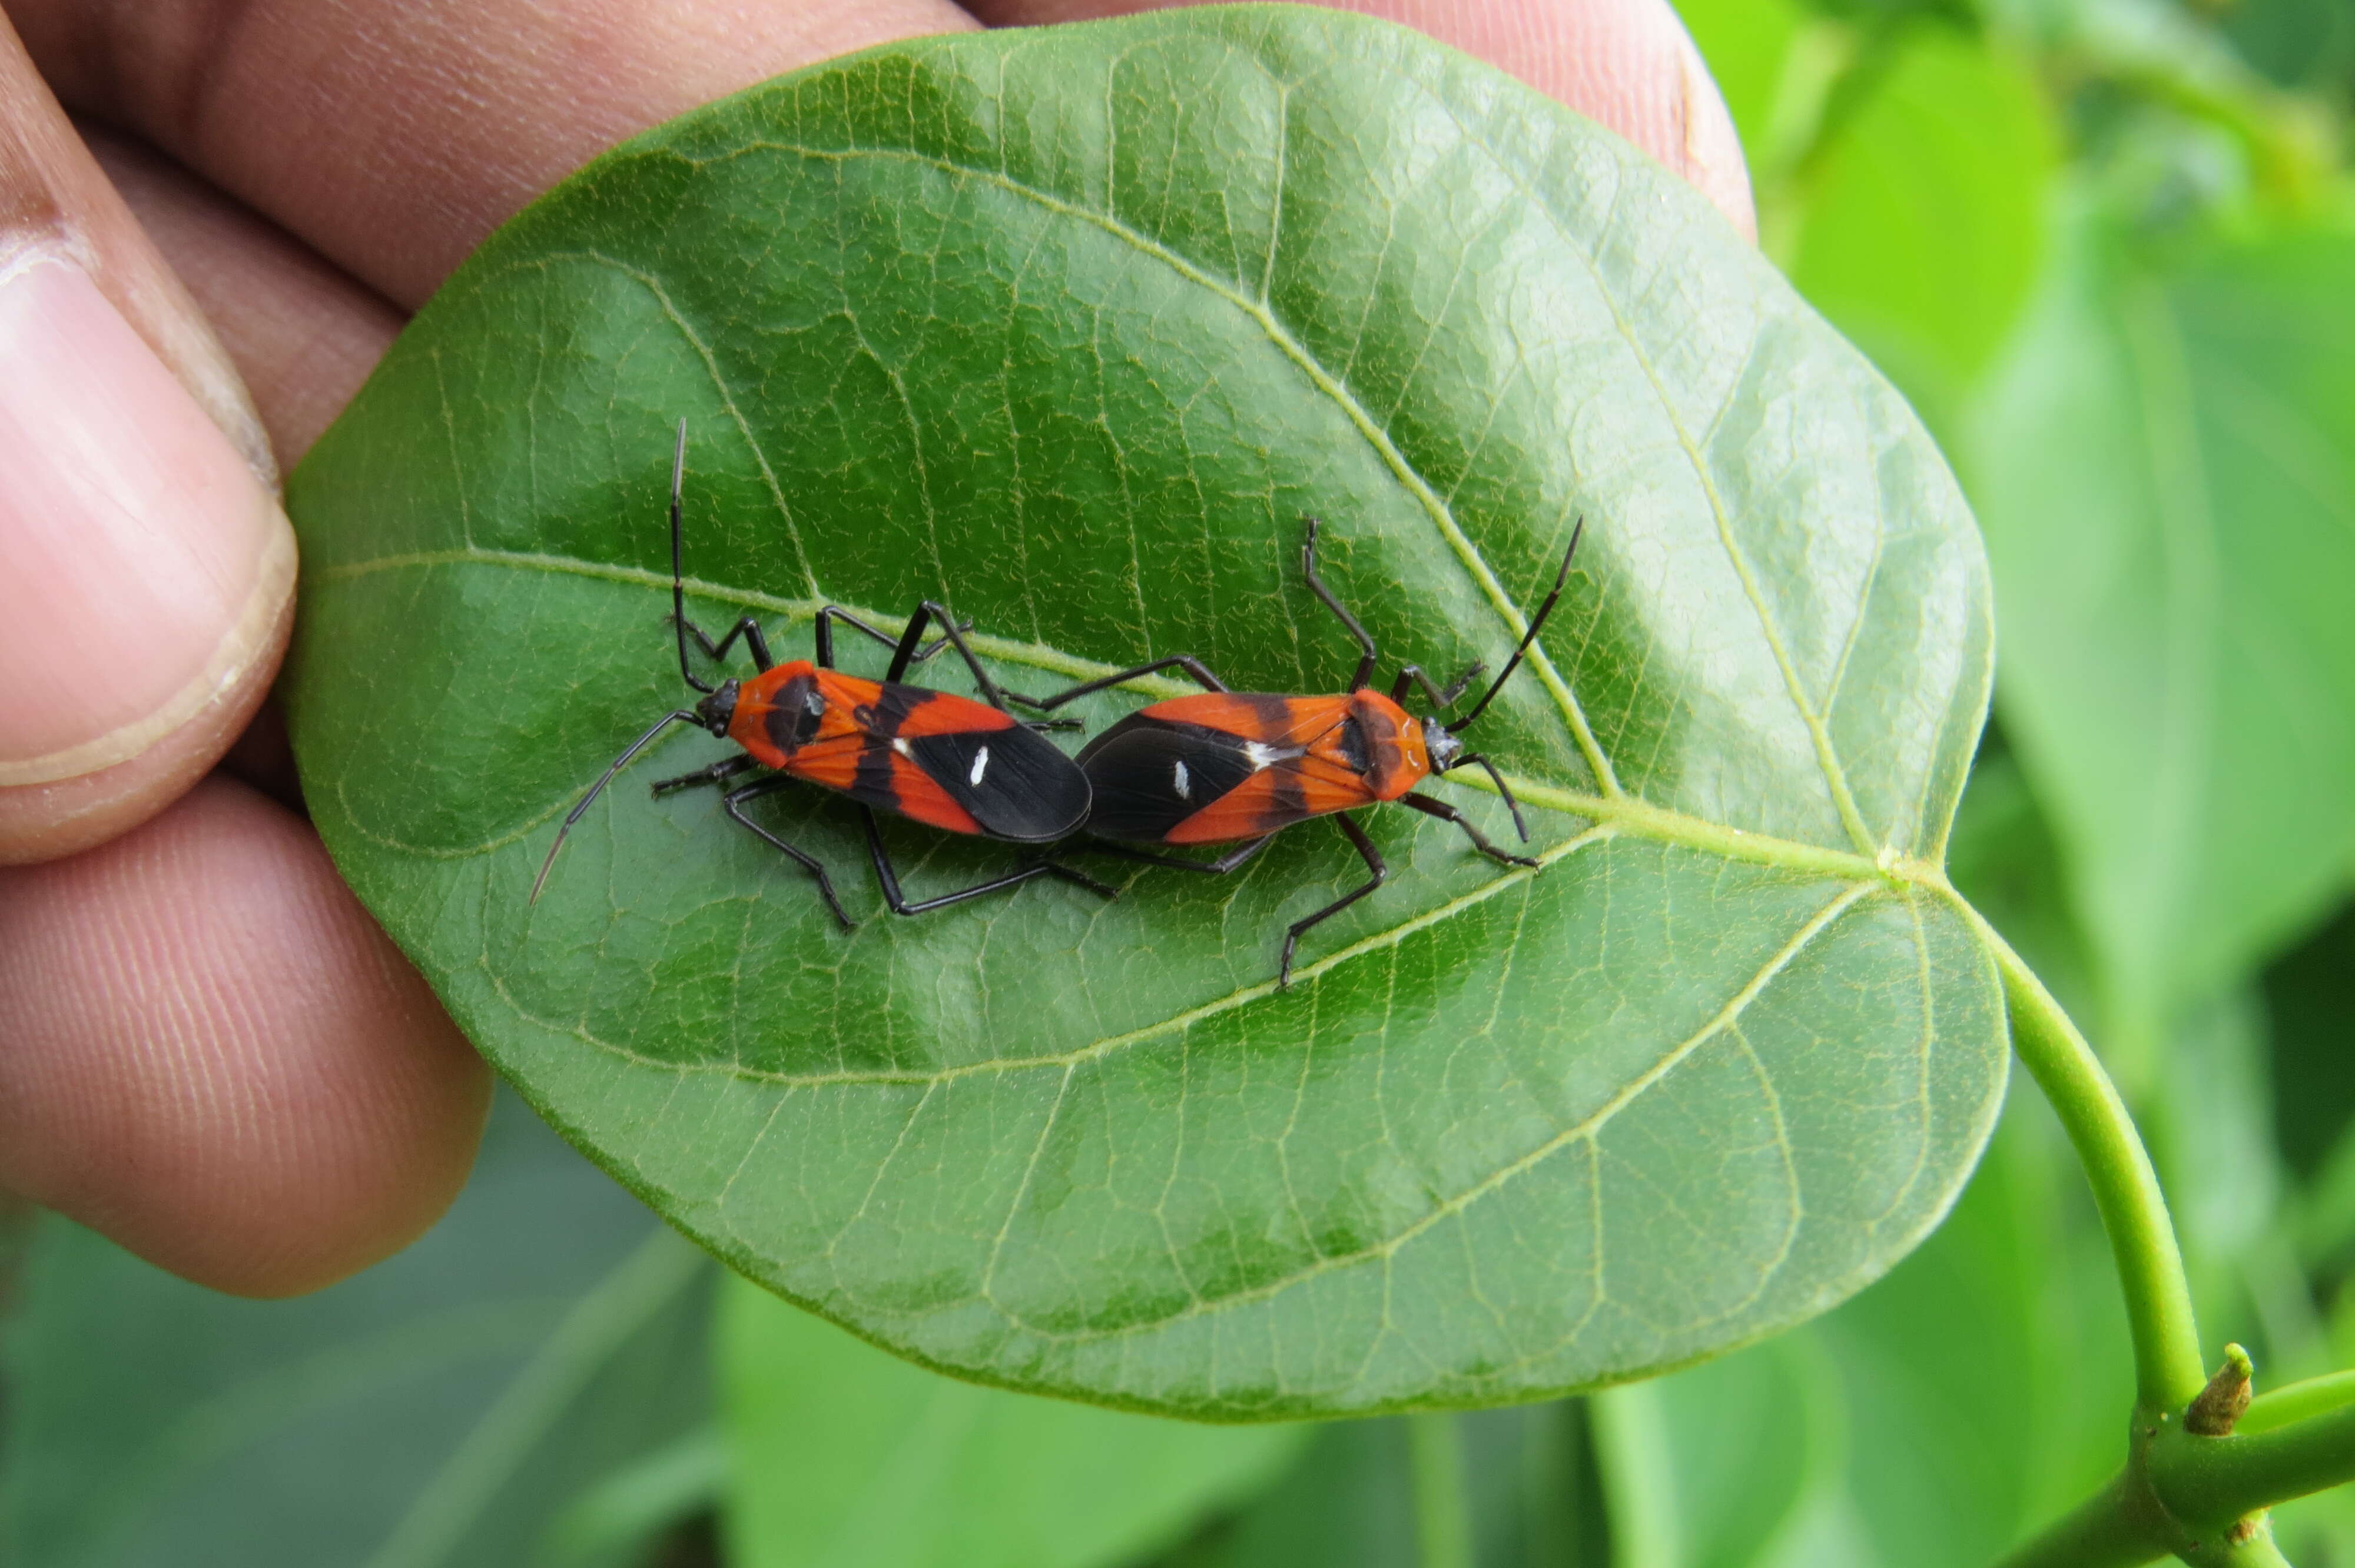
[1587,1383,1678,1568]
[1958,902,2207,1413]
[1960,905,2355,1566]
[1408,1411,1474,1568]
[2152,1403,2355,1529]
[1992,1473,2168,1568]
[2242,1370,2355,1436]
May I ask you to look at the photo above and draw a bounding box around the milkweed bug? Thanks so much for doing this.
[1017,516,1581,986]
[532,421,1108,927]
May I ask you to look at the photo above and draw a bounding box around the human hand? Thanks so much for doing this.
[0,0,1750,1297]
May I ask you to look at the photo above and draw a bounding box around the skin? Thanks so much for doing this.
[0,0,1752,1297]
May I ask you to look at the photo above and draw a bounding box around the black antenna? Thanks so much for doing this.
[532,709,699,901]
[1446,516,1583,735]
[669,419,714,695]
[536,423,708,902]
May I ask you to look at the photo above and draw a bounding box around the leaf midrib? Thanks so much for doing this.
[318,546,1930,894]
[496,822,1618,1090]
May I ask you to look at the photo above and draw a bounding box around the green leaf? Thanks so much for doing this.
[1591,1337,1842,1568]
[0,1094,713,1568]
[1966,200,2355,1034]
[1158,1403,1597,1568]
[1783,26,2058,443]
[2250,899,2355,1560]
[1672,0,1811,160]
[716,1277,1302,1568]
[2218,0,2355,105]
[284,5,2004,1416]
[2265,901,2355,1183]
[1158,1418,1424,1568]
[1680,4,2058,449]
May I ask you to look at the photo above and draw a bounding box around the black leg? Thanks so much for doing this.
[884,601,1029,710]
[1399,789,1538,866]
[1389,661,1485,710]
[675,614,774,673]
[651,755,758,795]
[1279,813,1388,988]
[533,709,702,901]
[662,427,772,680]
[721,776,853,931]
[820,603,1072,726]
[1042,861,1122,899]
[1004,655,1232,714]
[860,809,1116,915]
[1301,517,1381,693]
[1441,753,1530,842]
[815,605,963,670]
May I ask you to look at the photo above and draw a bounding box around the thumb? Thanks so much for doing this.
[0,16,294,863]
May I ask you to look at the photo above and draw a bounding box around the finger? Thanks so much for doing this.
[16,0,977,310]
[39,131,367,820]
[84,124,402,466]
[0,18,295,863]
[0,775,493,1297]
[971,0,1755,237]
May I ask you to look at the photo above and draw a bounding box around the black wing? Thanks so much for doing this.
[905,722,1092,843]
[1075,713,1261,843]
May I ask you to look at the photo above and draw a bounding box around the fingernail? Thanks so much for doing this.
[0,248,293,785]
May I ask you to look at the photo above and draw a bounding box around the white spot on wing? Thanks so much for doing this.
[891,738,913,757]
[1172,759,1191,800]
[969,746,990,788]
[1243,742,1281,770]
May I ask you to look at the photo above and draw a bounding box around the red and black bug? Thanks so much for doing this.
[533,423,1106,926]
[1017,516,1581,986]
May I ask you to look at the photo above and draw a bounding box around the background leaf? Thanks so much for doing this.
[1779,23,2058,444]
[1965,198,2355,1041]
[717,1280,1301,1568]
[1671,0,1810,160]
[0,1094,713,1568]
[1150,1402,1600,1568]
[284,6,2001,1418]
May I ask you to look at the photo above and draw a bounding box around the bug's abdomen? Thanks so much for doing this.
[907,723,1093,842]
[1077,714,1262,842]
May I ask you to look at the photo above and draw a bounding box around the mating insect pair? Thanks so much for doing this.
[534,423,1581,986]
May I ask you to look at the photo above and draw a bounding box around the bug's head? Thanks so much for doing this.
[694,679,739,738]
[1422,716,1463,774]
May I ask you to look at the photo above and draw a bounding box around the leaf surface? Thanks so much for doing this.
[286,6,2003,1417]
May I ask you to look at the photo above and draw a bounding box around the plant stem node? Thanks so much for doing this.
[2189,1345,2256,1437]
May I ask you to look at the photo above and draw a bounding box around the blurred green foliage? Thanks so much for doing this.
[5,0,2354,1563]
